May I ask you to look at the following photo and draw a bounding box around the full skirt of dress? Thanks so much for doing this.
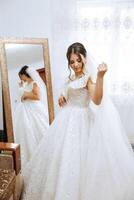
[14,100,49,168]
[21,97,134,200]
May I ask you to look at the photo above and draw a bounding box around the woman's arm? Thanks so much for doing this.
[87,63,107,105]
[21,83,40,101]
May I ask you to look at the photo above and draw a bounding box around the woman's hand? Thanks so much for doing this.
[58,95,66,107]
[97,62,108,78]
[21,92,27,102]
[19,80,24,87]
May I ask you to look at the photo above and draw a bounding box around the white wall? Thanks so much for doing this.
[0,0,52,38]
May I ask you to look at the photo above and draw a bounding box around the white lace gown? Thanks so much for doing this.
[14,81,49,168]
[21,75,134,200]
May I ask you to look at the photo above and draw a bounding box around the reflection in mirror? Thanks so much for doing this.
[5,44,50,168]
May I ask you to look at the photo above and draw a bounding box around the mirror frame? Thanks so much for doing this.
[0,37,55,142]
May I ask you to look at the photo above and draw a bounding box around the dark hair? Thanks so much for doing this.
[66,42,87,79]
[18,65,31,78]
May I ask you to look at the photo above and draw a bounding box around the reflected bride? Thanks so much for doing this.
[14,65,49,169]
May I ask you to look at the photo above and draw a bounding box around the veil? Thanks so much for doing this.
[85,48,133,148]
[26,67,48,110]
[86,50,98,83]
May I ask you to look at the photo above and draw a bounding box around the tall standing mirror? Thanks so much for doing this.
[0,38,55,144]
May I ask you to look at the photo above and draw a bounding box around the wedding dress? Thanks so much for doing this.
[14,80,49,168]
[21,74,134,200]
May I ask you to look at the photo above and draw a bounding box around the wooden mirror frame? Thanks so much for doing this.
[0,37,55,142]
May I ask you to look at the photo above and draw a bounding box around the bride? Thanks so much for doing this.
[21,43,134,200]
[14,65,49,168]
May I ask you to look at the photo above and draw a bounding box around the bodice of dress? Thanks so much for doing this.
[19,81,37,97]
[62,74,91,108]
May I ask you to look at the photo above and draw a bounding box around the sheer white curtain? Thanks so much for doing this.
[50,0,134,142]
[76,0,134,93]
[75,1,134,142]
